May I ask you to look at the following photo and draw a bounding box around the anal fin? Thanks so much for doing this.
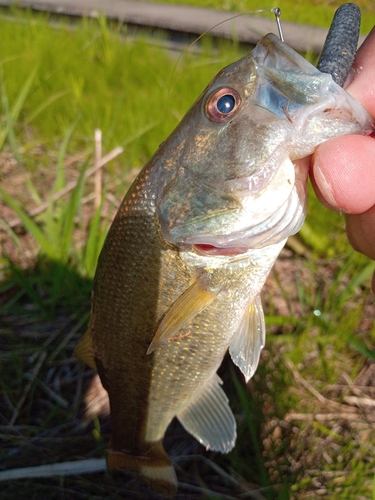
[177,374,236,453]
[229,294,265,383]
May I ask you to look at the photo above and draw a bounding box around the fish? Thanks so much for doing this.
[74,32,373,496]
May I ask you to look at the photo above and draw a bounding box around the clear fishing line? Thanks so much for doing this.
[166,8,284,105]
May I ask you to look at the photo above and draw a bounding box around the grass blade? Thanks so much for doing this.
[23,90,68,126]
[348,337,375,362]
[54,120,79,193]
[231,367,270,491]
[60,163,87,260]
[0,188,56,258]
[1,75,22,164]
[82,202,107,277]
[0,66,38,151]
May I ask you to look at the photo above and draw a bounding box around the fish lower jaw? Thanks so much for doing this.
[192,243,249,256]
[178,185,305,260]
[179,239,287,271]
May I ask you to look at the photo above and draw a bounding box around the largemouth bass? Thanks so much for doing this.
[75,33,373,495]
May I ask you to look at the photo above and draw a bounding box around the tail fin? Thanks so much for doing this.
[107,442,177,497]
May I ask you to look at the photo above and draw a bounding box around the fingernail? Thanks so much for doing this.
[314,163,339,209]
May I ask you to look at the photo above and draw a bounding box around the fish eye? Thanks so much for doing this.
[217,94,235,113]
[205,87,241,123]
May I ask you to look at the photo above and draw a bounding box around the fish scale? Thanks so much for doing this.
[75,30,374,497]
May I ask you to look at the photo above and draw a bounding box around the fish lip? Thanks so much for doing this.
[190,243,249,257]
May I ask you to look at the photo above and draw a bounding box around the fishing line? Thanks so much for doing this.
[166,8,284,108]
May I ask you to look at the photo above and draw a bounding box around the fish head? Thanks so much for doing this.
[156,33,373,255]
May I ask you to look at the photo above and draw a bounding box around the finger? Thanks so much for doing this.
[345,205,375,260]
[346,26,375,116]
[310,135,375,213]
[310,27,375,213]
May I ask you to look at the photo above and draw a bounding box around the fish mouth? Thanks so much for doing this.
[178,178,306,255]
[192,243,249,256]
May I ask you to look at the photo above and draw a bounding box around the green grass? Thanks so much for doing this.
[0,7,247,166]
[0,6,375,500]
[146,0,375,34]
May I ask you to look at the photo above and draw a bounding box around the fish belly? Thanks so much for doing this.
[145,252,276,442]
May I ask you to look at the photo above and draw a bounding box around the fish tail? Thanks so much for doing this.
[107,442,178,497]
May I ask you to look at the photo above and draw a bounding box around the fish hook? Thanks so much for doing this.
[272,7,284,43]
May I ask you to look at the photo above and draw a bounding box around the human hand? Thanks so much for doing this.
[310,26,375,292]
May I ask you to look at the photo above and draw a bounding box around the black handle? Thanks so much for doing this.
[317,3,361,87]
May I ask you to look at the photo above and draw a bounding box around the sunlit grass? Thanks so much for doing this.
[0,7,246,162]
[146,0,375,34]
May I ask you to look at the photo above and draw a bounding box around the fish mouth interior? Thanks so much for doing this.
[192,243,248,256]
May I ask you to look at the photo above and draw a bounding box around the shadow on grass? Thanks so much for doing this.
[0,257,290,500]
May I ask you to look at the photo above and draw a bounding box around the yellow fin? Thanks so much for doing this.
[107,443,177,497]
[74,328,97,371]
[147,274,221,354]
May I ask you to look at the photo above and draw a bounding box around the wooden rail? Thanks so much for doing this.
[0,0,366,53]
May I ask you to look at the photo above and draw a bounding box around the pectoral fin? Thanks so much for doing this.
[146,274,221,354]
[177,374,236,453]
[229,295,265,383]
[74,328,97,371]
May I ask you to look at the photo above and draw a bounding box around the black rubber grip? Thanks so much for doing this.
[317,3,361,87]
